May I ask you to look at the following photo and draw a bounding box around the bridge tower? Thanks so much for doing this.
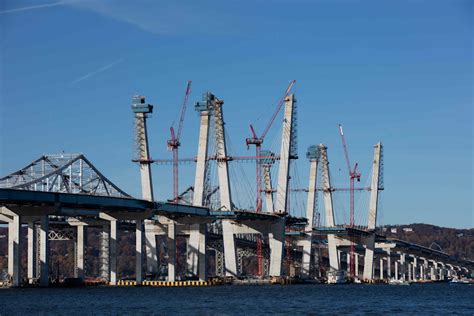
[211,94,238,276]
[187,92,214,280]
[132,96,154,284]
[319,144,340,273]
[267,94,297,276]
[362,142,383,281]
[132,96,155,201]
[300,145,319,279]
[275,94,297,214]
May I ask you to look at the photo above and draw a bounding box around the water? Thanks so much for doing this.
[0,284,472,315]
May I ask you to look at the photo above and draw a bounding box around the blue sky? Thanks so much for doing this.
[0,0,472,228]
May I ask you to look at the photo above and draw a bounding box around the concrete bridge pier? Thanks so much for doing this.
[99,224,110,281]
[268,218,285,277]
[7,213,22,287]
[385,251,391,280]
[430,260,438,281]
[379,257,384,280]
[136,219,144,284]
[407,262,412,281]
[39,215,50,287]
[411,256,418,281]
[68,221,86,279]
[221,218,285,278]
[438,262,446,281]
[420,258,428,280]
[446,264,454,279]
[27,220,37,282]
[394,260,399,280]
[355,253,360,279]
[399,253,406,281]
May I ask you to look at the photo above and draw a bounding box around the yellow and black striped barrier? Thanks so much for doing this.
[117,280,137,286]
[115,279,223,287]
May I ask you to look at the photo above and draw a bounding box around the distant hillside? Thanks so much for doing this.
[380,224,474,261]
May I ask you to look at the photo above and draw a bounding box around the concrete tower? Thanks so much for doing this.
[363,142,383,280]
[319,144,340,272]
[301,145,319,278]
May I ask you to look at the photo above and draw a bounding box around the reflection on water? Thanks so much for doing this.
[0,283,473,315]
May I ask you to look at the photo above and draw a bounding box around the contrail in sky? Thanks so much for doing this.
[71,58,124,84]
[0,1,77,14]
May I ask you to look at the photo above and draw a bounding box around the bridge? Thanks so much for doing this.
[0,92,472,287]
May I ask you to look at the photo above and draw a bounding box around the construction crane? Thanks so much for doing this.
[338,124,361,280]
[167,81,192,202]
[245,80,296,276]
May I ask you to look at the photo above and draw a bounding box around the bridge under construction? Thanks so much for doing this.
[0,82,472,287]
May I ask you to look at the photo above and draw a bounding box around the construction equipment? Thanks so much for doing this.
[167,81,192,202]
[245,80,296,276]
[338,124,361,280]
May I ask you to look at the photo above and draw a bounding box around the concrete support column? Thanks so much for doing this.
[144,220,161,276]
[300,238,312,279]
[394,261,399,280]
[355,253,359,278]
[438,263,445,281]
[379,258,384,280]
[412,257,417,281]
[400,253,406,281]
[167,222,176,282]
[346,253,351,274]
[187,223,200,277]
[430,261,438,281]
[27,221,37,281]
[99,225,110,280]
[268,219,285,277]
[75,225,85,279]
[222,220,237,277]
[8,220,14,278]
[39,216,49,287]
[198,224,207,281]
[8,214,22,286]
[109,220,117,285]
[136,220,143,285]
[408,263,412,281]
[420,258,427,280]
[386,252,391,279]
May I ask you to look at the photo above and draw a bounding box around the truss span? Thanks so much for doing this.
[0,154,131,198]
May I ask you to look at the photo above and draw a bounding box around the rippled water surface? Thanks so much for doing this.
[0,283,473,315]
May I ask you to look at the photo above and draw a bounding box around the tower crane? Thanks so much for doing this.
[338,124,360,280]
[245,80,295,276]
[167,81,192,202]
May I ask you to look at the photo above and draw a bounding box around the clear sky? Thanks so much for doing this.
[0,0,472,228]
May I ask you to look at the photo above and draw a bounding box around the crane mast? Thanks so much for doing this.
[338,124,360,280]
[168,81,192,202]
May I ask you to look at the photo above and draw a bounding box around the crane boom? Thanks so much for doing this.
[168,81,192,202]
[339,124,352,175]
[176,80,192,141]
[260,80,296,140]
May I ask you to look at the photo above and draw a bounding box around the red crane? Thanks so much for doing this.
[245,80,296,276]
[168,81,192,202]
[338,124,361,280]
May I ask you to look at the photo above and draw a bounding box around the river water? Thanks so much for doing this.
[0,283,472,315]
